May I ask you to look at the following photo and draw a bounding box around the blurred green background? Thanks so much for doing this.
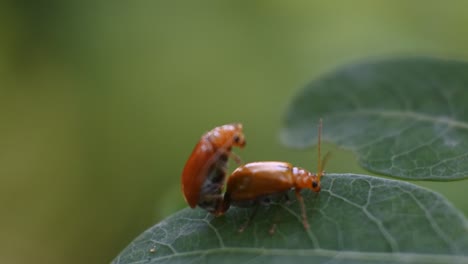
[2,1,468,263]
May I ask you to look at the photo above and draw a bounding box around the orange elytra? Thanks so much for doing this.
[181,123,246,213]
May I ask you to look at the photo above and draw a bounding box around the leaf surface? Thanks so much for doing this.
[282,58,468,180]
[113,174,468,264]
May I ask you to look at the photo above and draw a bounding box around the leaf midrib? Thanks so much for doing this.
[135,247,467,264]
[333,109,468,130]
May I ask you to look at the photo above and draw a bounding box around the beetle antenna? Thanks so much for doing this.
[316,119,330,182]
[317,119,322,175]
[318,152,331,181]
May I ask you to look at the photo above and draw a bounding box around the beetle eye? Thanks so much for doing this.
[233,135,240,143]
[312,182,318,188]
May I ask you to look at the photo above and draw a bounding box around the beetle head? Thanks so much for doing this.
[209,123,246,148]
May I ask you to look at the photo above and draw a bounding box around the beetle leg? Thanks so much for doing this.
[229,151,243,165]
[268,223,277,235]
[295,189,310,230]
[268,193,293,234]
[284,193,291,205]
[238,203,259,233]
[214,192,231,216]
[268,204,281,235]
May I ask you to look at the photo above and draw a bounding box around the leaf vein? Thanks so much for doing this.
[337,109,468,130]
[397,187,458,253]
[325,189,399,252]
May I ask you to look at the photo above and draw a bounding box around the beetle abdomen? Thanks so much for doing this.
[196,154,228,213]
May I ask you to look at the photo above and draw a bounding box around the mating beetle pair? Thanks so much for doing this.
[181,120,328,231]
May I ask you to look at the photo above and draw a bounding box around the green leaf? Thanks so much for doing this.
[112,174,468,264]
[281,58,468,180]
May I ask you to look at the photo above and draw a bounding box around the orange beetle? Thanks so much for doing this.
[181,123,246,213]
[217,119,329,231]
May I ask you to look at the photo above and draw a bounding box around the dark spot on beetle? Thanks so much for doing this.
[312,182,318,188]
[219,154,228,162]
